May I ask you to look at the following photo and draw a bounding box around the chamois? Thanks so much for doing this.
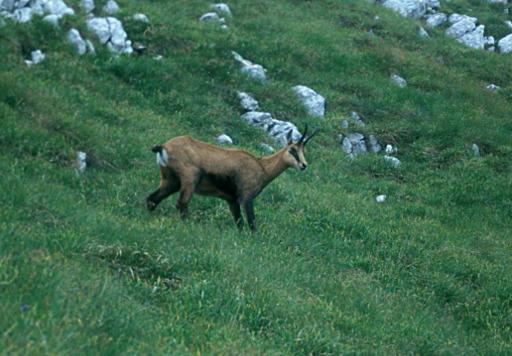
[146,125,318,231]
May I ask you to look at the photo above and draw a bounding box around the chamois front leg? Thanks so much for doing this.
[147,168,180,211]
[242,199,256,232]
[228,201,244,229]
[147,180,180,211]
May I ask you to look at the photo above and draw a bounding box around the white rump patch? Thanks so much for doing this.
[156,149,169,167]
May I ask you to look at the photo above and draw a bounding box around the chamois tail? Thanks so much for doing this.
[152,145,169,167]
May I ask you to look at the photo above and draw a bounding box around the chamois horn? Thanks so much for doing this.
[297,124,318,146]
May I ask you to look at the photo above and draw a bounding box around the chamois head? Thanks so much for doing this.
[283,124,318,171]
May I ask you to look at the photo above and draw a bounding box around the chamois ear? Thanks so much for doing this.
[303,127,318,146]
[286,129,294,145]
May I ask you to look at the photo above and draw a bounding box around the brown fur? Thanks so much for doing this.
[146,126,317,231]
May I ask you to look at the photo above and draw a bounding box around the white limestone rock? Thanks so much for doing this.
[426,13,447,28]
[87,17,133,54]
[102,0,118,14]
[458,25,485,49]
[384,155,401,167]
[199,12,219,22]
[232,51,267,82]
[25,49,45,67]
[237,91,259,111]
[86,17,110,44]
[498,34,512,53]
[446,18,476,39]
[292,85,325,118]
[67,28,86,55]
[216,134,233,144]
[80,0,94,13]
[382,0,427,19]
[76,151,87,174]
[42,13,59,26]
[376,195,387,203]
[349,111,365,128]
[260,143,275,153]
[132,13,149,23]
[390,73,407,88]
[211,3,231,17]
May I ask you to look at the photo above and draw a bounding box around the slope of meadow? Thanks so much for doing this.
[1,0,512,354]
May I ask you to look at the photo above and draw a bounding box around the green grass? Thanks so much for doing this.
[2,0,512,354]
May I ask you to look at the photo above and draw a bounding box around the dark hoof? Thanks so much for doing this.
[147,199,157,211]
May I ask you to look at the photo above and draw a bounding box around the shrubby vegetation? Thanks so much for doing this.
[1,0,512,353]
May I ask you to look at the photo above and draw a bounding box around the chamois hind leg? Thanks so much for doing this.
[175,172,200,219]
[242,199,256,232]
[228,201,244,229]
[147,168,180,211]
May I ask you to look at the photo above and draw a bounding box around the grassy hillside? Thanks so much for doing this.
[2,0,512,354]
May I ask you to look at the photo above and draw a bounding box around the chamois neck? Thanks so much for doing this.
[259,148,290,186]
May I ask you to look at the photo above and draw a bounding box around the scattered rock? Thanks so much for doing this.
[471,143,481,157]
[458,24,485,49]
[25,49,45,67]
[382,0,427,19]
[102,0,118,14]
[211,3,232,17]
[498,34,512,53]
[87,17,133,54]
[42,13,59,26]
[349,111,365,128]
[232,51,267,82]
[76,151,87,174]
[341,120,349,129]
[259,143,275,153]
[199,12,219,22]
[80,0,94,14]
[426,13,447,28]
[376,195,387,203]
[132,13,149,23]
[241,111,301,147]
[292,85,325,118]
[368,135,382,153]
[216,133,233,144]
[384,155,401,167]
[486,84,501,91]
[390,73,407,88]
[419,26,429,37]
[237,91,259,112]
[67,28,86,55]
[446,17,476,39]
[385,144,396,155]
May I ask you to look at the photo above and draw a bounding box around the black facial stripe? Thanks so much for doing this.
[290,148,301,163]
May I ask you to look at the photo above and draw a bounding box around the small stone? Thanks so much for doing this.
[67,28,86,55]
[384,155,401,167]
[211,3,232,17]
[102,0,118,14]
[42,14,59,26]
[76,151,87,173]
[376,195,387,203]
[260,143,275,153]
[199,12,219,22]
[132,13,149,23]
[390,74,407,88]
[216,134,233,144]
[471,143,481,157]
[237,91,259,111]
